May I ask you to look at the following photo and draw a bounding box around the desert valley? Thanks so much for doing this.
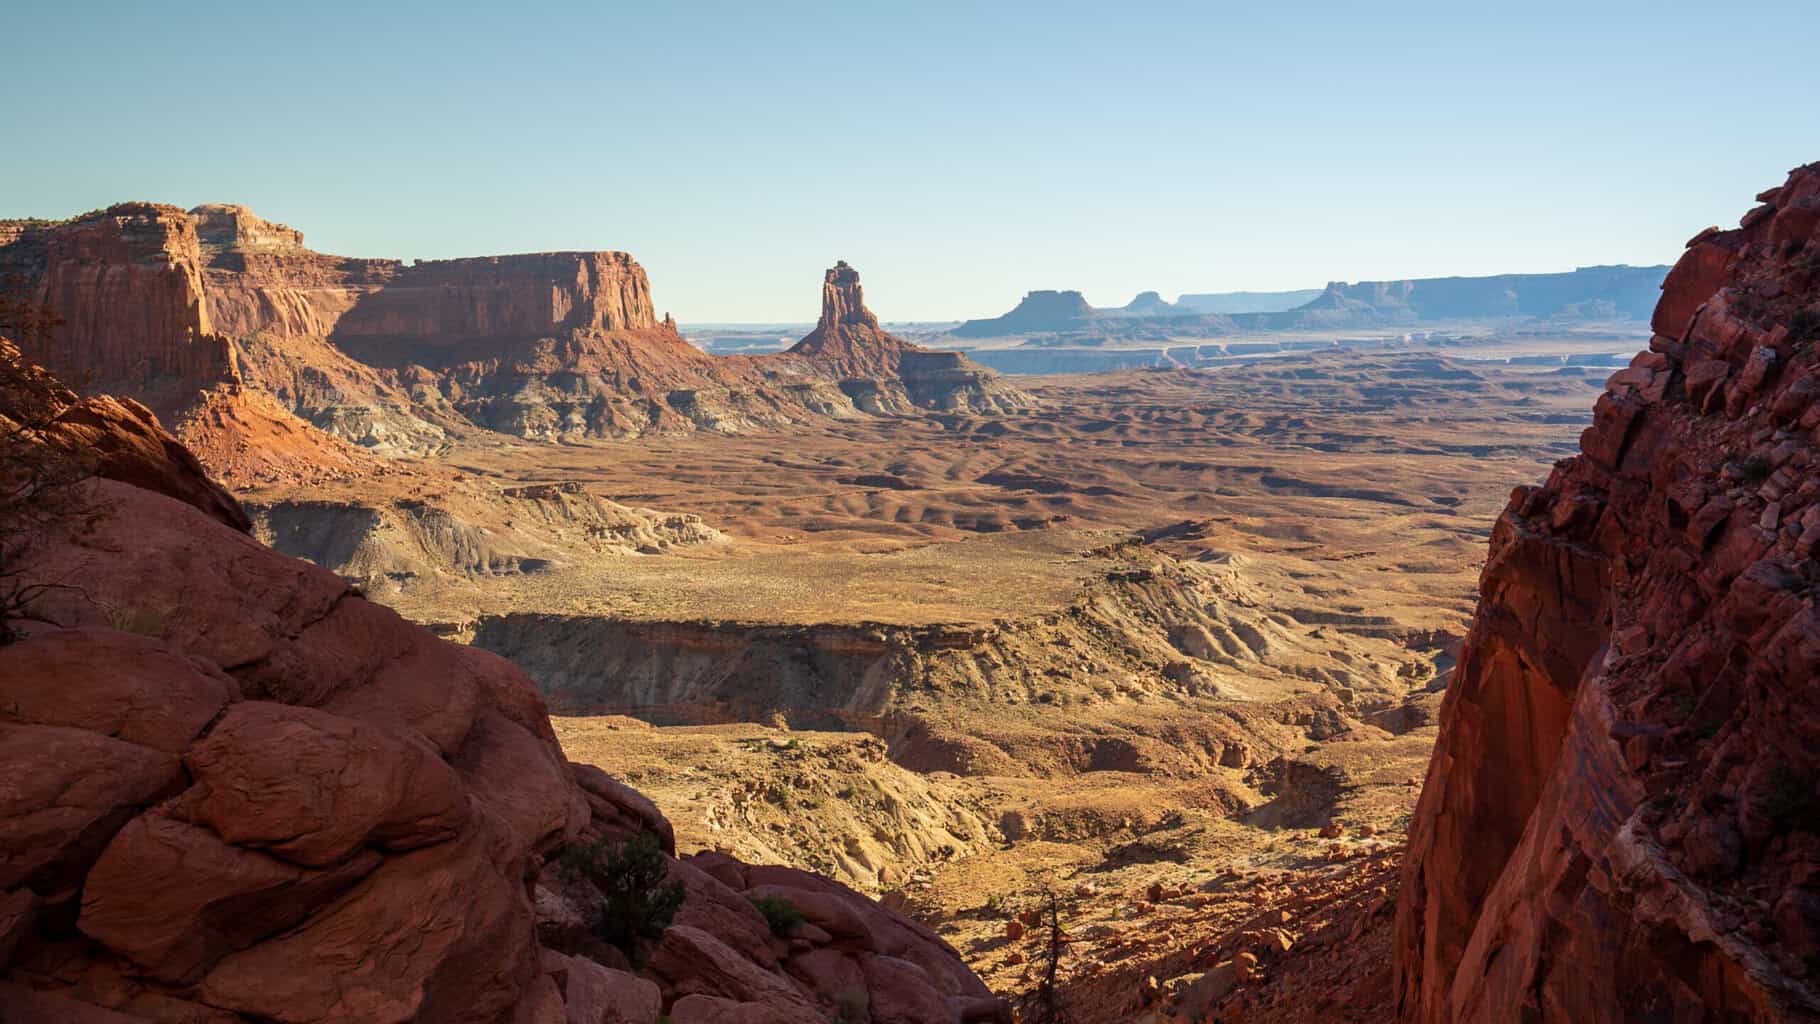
[3,8,1819,1019]
[2,161,1818,1022]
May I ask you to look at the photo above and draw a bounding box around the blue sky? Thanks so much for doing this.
[3,1,1816,321]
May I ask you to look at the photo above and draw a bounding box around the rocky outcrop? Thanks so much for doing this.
[1394,164,1820,1021]
[0,204,234,409]
[0,206,385,486]
[0,363,1005,1022]
[785,262,1034,414]
[786,261,904,378]
[0,337,249,532]
[191,204,306,251]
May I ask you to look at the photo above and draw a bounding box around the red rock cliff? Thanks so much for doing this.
[0,204,235,408]
[1394,164,1820,1021]
[328,251,678,368]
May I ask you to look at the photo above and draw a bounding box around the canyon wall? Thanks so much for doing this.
[0,205,234,408]
[471,556,1433,779]
[1394,164,1820,1021]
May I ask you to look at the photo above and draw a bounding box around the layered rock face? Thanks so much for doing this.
[0,354,1007,1022]
[2,208,1035,461]
[786,262,1034,414]
[0,204,234,408]
[1394,164,1820,1021]
[0,205,385,486]
[191,203,306,251]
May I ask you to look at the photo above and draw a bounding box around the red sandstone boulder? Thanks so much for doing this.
[174,701,468,865]
[0,628,235,753]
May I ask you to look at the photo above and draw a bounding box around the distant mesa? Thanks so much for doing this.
[946,265,1672,340]
[951,289,1097,337]
[1174,288,1325,315]
[1304,264,1668,321]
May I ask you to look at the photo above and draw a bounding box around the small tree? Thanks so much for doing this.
[561,832,686,965]
[1017,887,1069,1024]
[750,894,807,935]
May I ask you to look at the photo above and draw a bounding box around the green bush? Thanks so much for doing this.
[562,833,685,964]
[749,894,807,935]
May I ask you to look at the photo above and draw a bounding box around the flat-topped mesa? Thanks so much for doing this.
[327,252,677,369]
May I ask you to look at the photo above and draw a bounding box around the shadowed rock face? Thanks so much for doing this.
[1394,163,1820,1022]
[0,350,1008,1023]
[0,337,250,532]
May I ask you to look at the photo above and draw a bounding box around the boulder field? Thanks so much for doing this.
[1395,163,1820,1021]
[0,348,1008,1022]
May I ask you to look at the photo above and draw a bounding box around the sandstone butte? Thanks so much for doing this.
[1395,161,1820,1021]
[0,204,1031,486]
[0,342,1011,1021]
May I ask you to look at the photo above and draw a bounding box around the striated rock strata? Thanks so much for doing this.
[0,354,1007,1023]
[1394,164,1820,1021]
[0,207,1034,473]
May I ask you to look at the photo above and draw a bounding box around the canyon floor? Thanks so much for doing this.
[243,343,1616,1021]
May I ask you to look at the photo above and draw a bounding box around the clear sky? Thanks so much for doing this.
[3,1,1816,322]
